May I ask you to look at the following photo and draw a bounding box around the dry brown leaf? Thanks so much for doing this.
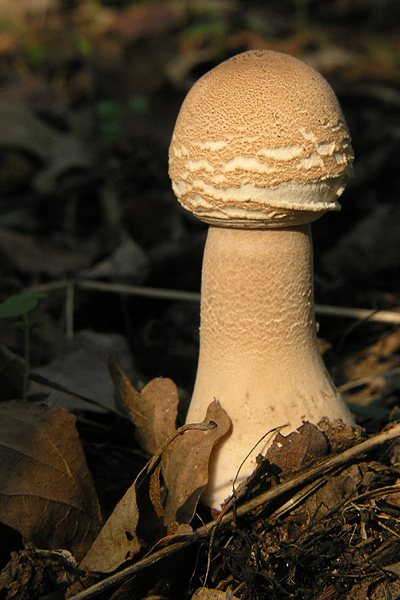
[33,331,137,412]
[266,422,329,473]
[340,329,400,408]
[112,359,232,525]
[80,443,165,573]
[151,521,193,550]
[0,400,102,561]
[86,362,231,572]
[163,400,231,526]
[80,410,229,573]
[109,354,179,455]
[317,418,366,454]
[312,464,361,518]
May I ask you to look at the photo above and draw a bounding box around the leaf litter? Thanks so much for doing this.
[66,422,400,600]
[60,358,400,600]
[3,353,400,599]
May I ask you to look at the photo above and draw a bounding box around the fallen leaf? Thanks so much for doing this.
[79,472,143,574]
[83,364,231,572]
[342,329,400,385]
[317,418,366,454]
[0,100,94,193]
[339,329,400,412]
[33,331,138,413]
[109,355,179,455]
[163,400,231,526]
[0,400,102,561]
[80,419,220,573]
[312,464,361,519]
[80,437,172,574]
[82,236,149,283]
[111,360,232,525]
[266,422,329,473]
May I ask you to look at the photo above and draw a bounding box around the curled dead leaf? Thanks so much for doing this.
[163,400,231,526]
[80,404,230,573]
[109,354,179,455]
[79,443,165,573]
[111,357,232,524]
[85,361,232,573]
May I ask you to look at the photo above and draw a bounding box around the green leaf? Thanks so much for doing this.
[0,293,47,319]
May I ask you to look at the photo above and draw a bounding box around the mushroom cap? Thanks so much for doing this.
[169,50,354,228]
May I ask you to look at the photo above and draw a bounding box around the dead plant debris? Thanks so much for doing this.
[2,366,400,599]
[64,421,400,600]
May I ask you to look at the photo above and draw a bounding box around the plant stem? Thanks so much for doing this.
[22,312,31,402]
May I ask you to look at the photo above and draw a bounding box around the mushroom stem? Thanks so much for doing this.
[186,223,353,507]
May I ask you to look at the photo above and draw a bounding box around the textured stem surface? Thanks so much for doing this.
[186,224,353,507]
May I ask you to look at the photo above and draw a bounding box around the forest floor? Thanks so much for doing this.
[1,1,400,599]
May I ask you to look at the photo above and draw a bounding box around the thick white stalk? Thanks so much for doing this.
[186,224,354,507]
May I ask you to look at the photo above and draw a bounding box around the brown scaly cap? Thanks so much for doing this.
[169,50,354,228]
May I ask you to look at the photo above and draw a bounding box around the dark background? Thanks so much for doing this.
[0,0,399,412]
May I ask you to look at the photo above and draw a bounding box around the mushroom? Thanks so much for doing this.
[168,50,355,508]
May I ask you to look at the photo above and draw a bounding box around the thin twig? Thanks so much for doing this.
[77,280,202,302]
[315,304,400,325]
[268,474,332,521]
[22,312,31,402]
[65,281,75,340]
[343,484,400,508]
[25,280,400,325]
[30,373,118,414]
[68,422,400,600]
[338,367,400,394]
